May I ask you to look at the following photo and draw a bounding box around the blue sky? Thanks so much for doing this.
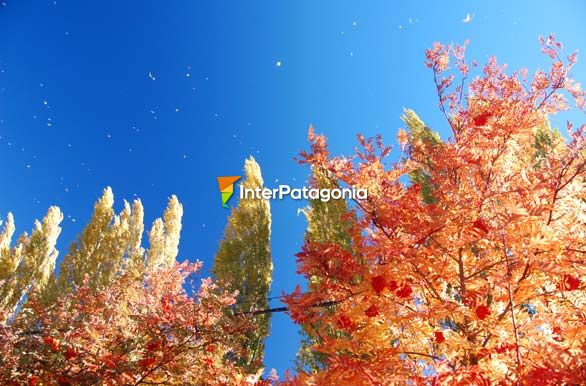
[0,0,585,376]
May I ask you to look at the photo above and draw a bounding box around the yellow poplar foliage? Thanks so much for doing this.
[0,207,62,318]
[213,156,273,373]
[1,187,183,315]
[51,187,182,296]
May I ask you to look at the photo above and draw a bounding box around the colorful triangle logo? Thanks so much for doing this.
[217,176,241,208]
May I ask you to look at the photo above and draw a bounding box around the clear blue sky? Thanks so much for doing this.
[1,0,584,376]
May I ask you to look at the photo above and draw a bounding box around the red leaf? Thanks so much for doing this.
[475,304,490,320]
[561,275,580,291]
[146,340,162,351]
[161,295,173,313]
[463,290,481,307]
[495,343,517,353]
[434,331,445,343]
[43,336,59,352]
[336,315,354,330]
[364,304,379,317]
[64,347,77,360]
[371,275,386,294]
[473,112,490,126]
[395,284,412,299]
[101,354,119,369]
[56,376,72,386]
[139,357,157,369]
[472,219,490,234]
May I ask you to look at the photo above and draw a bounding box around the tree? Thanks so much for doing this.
[38,187,182,305]
[0,189,273,385]
[0,207,63,320]
[295,166,359,373]
[400,109,441,205]
[285,36,585,385]
[213,156,273,373]
[300,166,356,252]
[0,261,266,385]
[1,36,584,386]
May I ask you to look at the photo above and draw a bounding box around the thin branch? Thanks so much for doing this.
[234,300,340,316]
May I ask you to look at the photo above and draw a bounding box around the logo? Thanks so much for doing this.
[217,176,241,208]
[240,184,367,202]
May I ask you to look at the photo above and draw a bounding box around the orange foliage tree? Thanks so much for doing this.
[284,36,585,385]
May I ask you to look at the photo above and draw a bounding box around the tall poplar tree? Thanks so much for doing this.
[295,167,358,373]
[0,207,63,319]
[213,156,273,373]
[1,187,183,318]
[401,108,442,204]
[43,188,182,304]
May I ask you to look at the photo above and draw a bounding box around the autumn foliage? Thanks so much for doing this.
[1,36,585,385]
[0,261,270,385]
[285,35,585,385]
[0,190,274,385]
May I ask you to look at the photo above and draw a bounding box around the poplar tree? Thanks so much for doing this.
[295,167,358,373]
[212,156,273,373]
[301,168,355,251]
[41,187,183,302]
[0,187,184,311]
[0,208,63,319]
[401,108,442,204]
